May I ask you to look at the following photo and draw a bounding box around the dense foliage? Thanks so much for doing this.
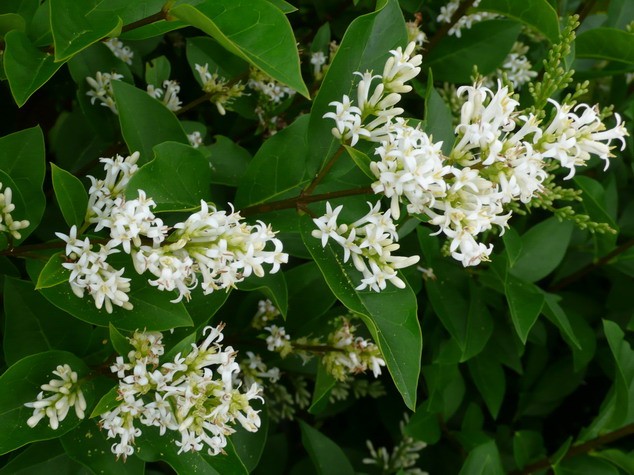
[1,0,634,473]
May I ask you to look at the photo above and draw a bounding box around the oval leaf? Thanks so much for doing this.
[51,163,88,228]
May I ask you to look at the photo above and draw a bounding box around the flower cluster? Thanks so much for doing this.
[324,42,628,267]
[86,72,123,114]
[363,414,428,475]
[100,325,263,460]
[406,18,426,50]
[104,37,134,65]
[0,182,29,239]
[195,63,246,115]
[312,202,420,291]
[56,152,288,311]
[187,131,203,148]
[24,364,87,430]
[264,315,386,381]
[323,42,422,146]
[86,74,183,114]
[248,68,296,105]
[146,79,182,112]
[251,298,281,329]
[437,0,498,38]
[483,42,537,90]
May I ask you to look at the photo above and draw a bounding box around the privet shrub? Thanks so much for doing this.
[0,0,633,473]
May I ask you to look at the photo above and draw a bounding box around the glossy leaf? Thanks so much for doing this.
[126,141,211,211]
[136,426,248,475]
[307,0,407,175]
[0,13,25,39]
[36,253,70,289]
[299,421,354,475]
[207,135,251,187]
[459,440,505,475]
[505,274,544,343]
[424,20,521,83]
[308,362,336,414]
[237,272,288,318]
[3,277,91,365]
[344,145,374,180]
[0,440,86,475]
[49,0,122,62]
[89,385,119,418]
[51,163,88,228]
[27,257,194,332]
[61,419,145,474]
[510,217,573,283]
[0,351,96,455]
[108,323,130,357]
[171,0,308,97]
[475,0,559,42]
[513,430,545,470]
[111,80,188,163]
[145,55,171,87]
[0,126,46,242]
[231,405,268,472]
[603,320,634,428]
[424,71,455,155]
[301,216,421,410]
[235,114,310,208]
[468,353,506,419]
[576,28,634,64]
[3,30,67,106]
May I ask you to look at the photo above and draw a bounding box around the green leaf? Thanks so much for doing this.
[467,353,506,419]
[308,362,336,414]
[343,145,375,180]
[145,55,171,86]
[605,0,634,30]
[49,0,122,62]
[424,70,455,156]
[576,28,634,64]
[0,13,25,40]
[186,36,248,79]
[504,274,544,343]
[424,20,522,83]
[51,163,88,228]
[266,0,297,13]
[510,217,573,283]
[67,42,133,85]
[171,0,308,98]
[230,405,268,472]
[403,401,441,445]
[475,0,559,42]
[111,80,188,163]
[27,256,194,332]
[0,351,96,455]
[0,126,46,242]
[235,114,310,208]
[108,323,130,357]
[61,419,145,474]
[300,216,421,410]
[120,20,187,41]
[459,440,505,475]
[513,430,545,470]
[0,440,86,475]
[594,449,634,474]
[136,426,248,475]
[3,30,67,106]
[307,0,406,174]
[89,385,119,418]
[542,292,581,350]
[557,455,620,475]
[237,272,288,318]
[502,227,523,267]
[299,421,354,475]
[36,254,70,289]
[3,277,91,365]
[286,262,337,333]
[126,141,211,212]
[207,135,251,187]
[603,320,634,427]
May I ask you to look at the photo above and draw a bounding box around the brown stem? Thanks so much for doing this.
[240,186,373,217]
[425,0,477,55]
[302,145,346,197]
[510,422,634,475]
[575,0,599,26]
[121,10,168,34]
[548,238,634,292]
[0,238,111,258]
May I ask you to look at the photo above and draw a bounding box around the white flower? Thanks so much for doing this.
[0,182,29,239]
[104,37,134,65]
[187,131,203,148]
[147,80,182,111]
[86,72,123,114]
[310,51,327,76]
[25,364,86,430]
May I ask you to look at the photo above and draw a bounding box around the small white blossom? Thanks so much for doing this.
[104,37,134,65]
[187,131,203,148]
[86,72,123,114]
[0,182,29,239]
[25,364,87,430]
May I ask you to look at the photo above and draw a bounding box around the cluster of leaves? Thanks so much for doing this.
[1,0,634,473]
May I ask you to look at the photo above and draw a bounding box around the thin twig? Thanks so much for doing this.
[510,422,634,475]
[575,0,599,26]
[240,186,373,217]
[549,238,634,292]
[302,145,346,197]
